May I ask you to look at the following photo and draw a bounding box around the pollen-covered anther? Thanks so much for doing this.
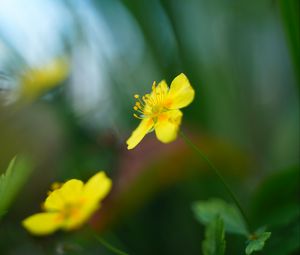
[134,95,147,109]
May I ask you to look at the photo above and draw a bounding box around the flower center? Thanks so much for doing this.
[58,199,85,221]
[133,81,167,119]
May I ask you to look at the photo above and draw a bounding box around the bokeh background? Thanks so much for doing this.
[0,0,299,254]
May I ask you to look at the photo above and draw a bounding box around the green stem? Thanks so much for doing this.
[180,131,251,233]
[95,236,129,255]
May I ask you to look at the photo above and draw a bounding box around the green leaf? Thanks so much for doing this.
[0,156,32,219]
[193,198,248,236]
[202,216,226,255]
[245,231,271,255]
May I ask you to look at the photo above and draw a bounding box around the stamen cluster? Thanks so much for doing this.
[133,82,167,120]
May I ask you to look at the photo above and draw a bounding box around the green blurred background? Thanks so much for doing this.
[0,0,299,254]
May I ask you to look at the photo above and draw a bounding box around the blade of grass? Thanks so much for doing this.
[0,156,33,219]
[95,236,129,255]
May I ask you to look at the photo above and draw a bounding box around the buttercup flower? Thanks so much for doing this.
[127,73,195,149]
[22,171,111,235]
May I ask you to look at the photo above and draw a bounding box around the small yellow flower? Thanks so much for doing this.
[19,57,69,100]
[127,73,195,149]
[22,171,112,235]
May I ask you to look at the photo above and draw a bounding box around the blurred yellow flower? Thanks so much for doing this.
[22,171,112,235]
[19,57,69,100]
[127,73,195,149]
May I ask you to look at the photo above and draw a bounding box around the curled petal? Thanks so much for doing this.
[127,118,154,149]
[22,212,62,235]
[155,110,183,143]
[166,73,195,109]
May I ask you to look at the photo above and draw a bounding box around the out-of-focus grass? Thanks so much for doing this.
[278,0,300,88]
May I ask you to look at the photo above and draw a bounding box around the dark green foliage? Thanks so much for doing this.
[251,166,300,255]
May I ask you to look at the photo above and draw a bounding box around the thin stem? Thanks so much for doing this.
[180,131,251,232]
[95,236,129,255]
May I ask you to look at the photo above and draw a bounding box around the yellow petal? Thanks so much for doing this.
[155,80,169,95]
[22,212,62,235]
[158,79,168,89]
[126,118,154,149]
[165,73,195,109]
[155,110,183,143]
[44,180,83,211]
[43,189,64,211]
[83,171,112,202]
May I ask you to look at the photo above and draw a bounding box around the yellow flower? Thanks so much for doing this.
[19,57,69,100]
[126,73,195,149]
[22,171,112,235]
